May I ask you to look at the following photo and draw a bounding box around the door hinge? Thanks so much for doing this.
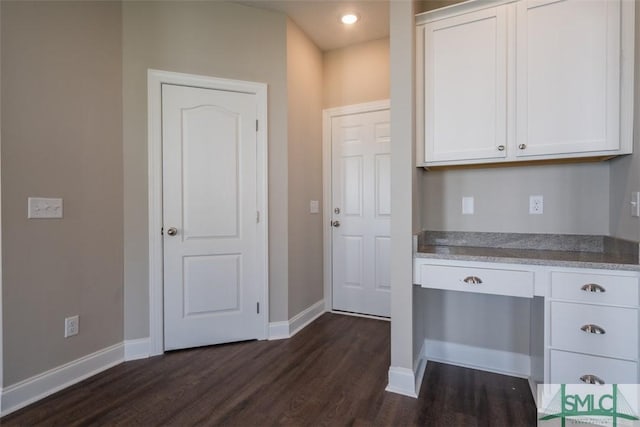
[256,120,259,132]
[161,227,164,235]
[257,302,260,314]
[256,211,260,223]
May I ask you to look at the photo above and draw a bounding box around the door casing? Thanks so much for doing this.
[147,69,269,355]
[322,100,391,315]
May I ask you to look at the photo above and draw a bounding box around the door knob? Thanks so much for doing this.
[166,227,178,236]
[331,220,340,227]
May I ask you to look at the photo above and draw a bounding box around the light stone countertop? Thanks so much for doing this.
[414,231,640,272]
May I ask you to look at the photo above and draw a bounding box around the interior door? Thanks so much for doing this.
[331,108,391,317]
[162,83,262,351]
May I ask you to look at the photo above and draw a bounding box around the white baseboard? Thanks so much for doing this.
[268,321,290,340]
[268,300,326,340]
[423,339,531,379]
[413,341,428,397]
[124,338,151,361]
[1,343,124,417]
[386,366,418,398]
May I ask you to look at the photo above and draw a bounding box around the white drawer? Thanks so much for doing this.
[550,350,637,385]
[551,271,639,306]
[550,301,638,360]
[418,264,534,298]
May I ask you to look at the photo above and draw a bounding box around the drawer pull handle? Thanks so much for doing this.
[580,374,605,385]
[580,324,606,335]
[463,276,483,285]
[581,283,606,293]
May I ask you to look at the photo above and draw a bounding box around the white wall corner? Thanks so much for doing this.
[268,321,290,340]
[269,300,326,340]
[124,338,151,361]
[386,366,418,398]
[1,343,124,417]
[288,300,325,338]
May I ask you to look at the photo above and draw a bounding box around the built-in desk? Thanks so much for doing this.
[413,232,640,395]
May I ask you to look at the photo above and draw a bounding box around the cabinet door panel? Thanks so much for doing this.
[423,7,507,163]
[516,0,621,157]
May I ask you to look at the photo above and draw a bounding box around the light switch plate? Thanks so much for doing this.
[462,196,474,215]
[28,197,63,219]
[632,192,640,218]
[310,200,320,214]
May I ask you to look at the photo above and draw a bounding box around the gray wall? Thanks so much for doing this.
[609,3,640,243]
[421,163,610,235]
[286,19,324,317]
[2,1,123,385]
[122,1,290,338]
[323,38,390,109]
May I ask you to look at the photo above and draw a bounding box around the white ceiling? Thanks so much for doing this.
[237,0,390,51]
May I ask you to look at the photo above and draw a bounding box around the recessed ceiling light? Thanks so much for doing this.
[341,14,359,25]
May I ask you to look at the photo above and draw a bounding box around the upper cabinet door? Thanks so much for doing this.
[423,7,508,163]
[516,0,621,157]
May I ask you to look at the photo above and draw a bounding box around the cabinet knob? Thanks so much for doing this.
[580,324,606,335]
[581,283,606,293]
[463,276,483,285]
[580,374,605,385]
[166,227,178,236]
[497,145,505,151]
[518,144,527,150]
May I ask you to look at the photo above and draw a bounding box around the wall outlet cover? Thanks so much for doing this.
[64,315,79,338]
[529,195,543,215]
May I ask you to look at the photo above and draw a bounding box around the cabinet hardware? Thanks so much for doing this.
[166,227,178,236]
[580,324,606,335]
[463,276,482,285]
[581,283,606,293]
[331,220,341,227]
[580,374,605,385]
[497,145,505,151]
[518,144,527,150]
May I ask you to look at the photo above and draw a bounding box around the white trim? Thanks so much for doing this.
[268,300,326,340]
[124,338,151,361]
[423,339,531,379]
[0,3,4,410]
[330,310,390,322]
[413,340,428,397]
[322,100,390,314]
[268,322,290,340]
[386,367,418,398]
[147,69,269,355]
[1,343,124,417]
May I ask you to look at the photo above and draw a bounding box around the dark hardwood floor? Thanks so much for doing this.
[1,313,536,426]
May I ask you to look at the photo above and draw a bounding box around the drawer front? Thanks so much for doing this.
[551,271,639,306]
[419,264,533,298]
[551,302,638,360]
[550,350,637,385]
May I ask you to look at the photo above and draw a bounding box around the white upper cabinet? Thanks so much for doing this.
[422,7,508,163]
[416,0,635,167]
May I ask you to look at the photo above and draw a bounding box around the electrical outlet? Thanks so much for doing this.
[64,315,79,338]
[28,197,63,219]
[529,195,543,215]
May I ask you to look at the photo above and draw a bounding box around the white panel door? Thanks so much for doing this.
[423,7,508,163]
[162,83,261,351]
[332,109,390,317]
[516,0,621,157]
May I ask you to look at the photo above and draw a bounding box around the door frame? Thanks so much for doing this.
[147,69,269,355]
[321,99,390,313]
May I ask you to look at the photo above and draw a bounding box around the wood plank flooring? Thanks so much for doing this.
[1,313,536,426]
